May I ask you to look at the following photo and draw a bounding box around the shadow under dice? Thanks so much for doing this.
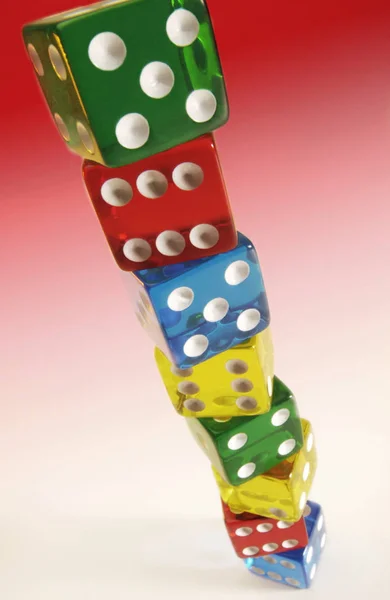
[245,501,326,588]
[213,419,317,522]
[186,377,303,485]
[132,233,270,368]
[23,0,228,167]
[155,331,274,417]
[83,135,237,271]
[222,501,309,559]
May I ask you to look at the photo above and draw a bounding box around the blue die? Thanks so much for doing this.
[131,232,270,368]
[245,501,326,589]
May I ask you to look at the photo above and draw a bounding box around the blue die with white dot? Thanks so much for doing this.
[245,501,326,589]
[132,233,270,368]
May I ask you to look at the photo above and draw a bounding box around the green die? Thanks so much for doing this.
[186,377,303,486]
[23,0,228,167]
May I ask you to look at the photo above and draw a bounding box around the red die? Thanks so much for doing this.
[222,501,309,559]
[82,134,237,271]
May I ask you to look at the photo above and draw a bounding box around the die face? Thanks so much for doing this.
[285,420,317,514]
[222,502,309,559]
[186,418,228,479]
[198,376,303,485]
[133,284,172,359]
[23,26,102,163]
[135,233,270,368]
[213,419,317,521]
[24,0,228,167]
[301,502,326,585]
[154,331,274,417]
[246,551,306,588]
[244,502,326,589]
[82,135,237,271]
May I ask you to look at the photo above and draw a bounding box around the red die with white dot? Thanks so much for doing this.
[222,502,309,559]
[82,134,237,271]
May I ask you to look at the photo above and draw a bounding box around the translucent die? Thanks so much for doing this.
[213,419,317,522]
[23,0,228,167]
[245,501,326,588]
[83,135,237,271]
[186,377,303,484]
[222,501,309,559]
[130,233,270,368]
[155,331,273,417]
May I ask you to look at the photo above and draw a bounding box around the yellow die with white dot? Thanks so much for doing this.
[213,419,317,522]
[154,329,274,418]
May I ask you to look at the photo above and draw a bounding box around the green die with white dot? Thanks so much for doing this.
[186,377,303,486]
[23,0,228,167]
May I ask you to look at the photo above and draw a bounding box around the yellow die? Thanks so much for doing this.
[213,419,317,522]
[154,329,274,418]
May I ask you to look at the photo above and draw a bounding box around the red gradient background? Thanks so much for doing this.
[1,1,390,596]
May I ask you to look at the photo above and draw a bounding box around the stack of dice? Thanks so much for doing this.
[23,0,326,589]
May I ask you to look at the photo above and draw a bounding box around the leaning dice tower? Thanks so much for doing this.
[23,0,326,589]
